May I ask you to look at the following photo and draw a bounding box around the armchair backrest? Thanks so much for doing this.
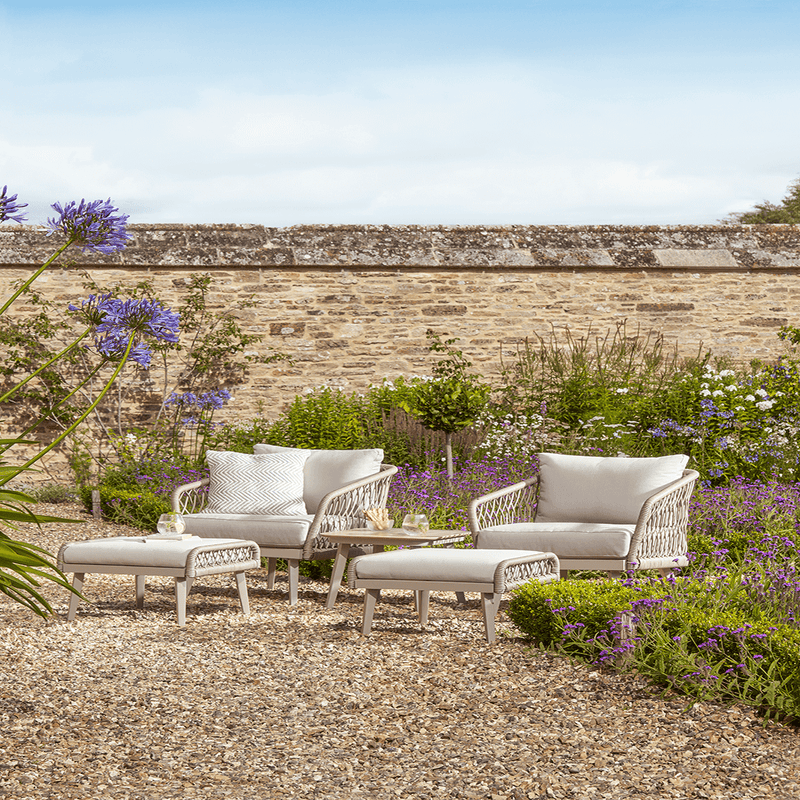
[254,444,384,513]
[535,452,690,525]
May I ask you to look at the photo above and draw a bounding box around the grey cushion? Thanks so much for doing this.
[59,536,247,569]
[182,513,314,548]
[478,522,635,559]
[254,444,384,513]
[350,548,541,583]
[536,452,689,524]
[205,450,308,515]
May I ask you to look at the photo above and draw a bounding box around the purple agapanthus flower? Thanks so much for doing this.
[164,388,232,412]
[47,198,131,254]
[69,295,180,368]
[0,185,28,224]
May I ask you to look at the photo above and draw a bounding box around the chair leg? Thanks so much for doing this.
[135,575,146,609]
[266,558,277,590]
[362,589,380,635]
[287,559,299,605]
[657,567,677,579]
[480,592,503,644]
[455,591,467,604]
[234,571,250,616]
[559,569,570,580]
[417,590,430,627]
[66,573,84,621]
[607,571,622,580]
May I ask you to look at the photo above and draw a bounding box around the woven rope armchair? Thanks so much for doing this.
[468,453,698,579]
[172,448,397,605]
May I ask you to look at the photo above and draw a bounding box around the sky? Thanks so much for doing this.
[3,0,800,227]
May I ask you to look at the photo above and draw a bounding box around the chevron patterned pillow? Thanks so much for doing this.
[204,450,309,515]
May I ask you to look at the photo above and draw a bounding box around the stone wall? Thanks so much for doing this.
[3,223,800,430]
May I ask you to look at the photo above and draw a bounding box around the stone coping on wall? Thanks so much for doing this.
[2,224,800,270]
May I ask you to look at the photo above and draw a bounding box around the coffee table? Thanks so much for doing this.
[324,528,466,608]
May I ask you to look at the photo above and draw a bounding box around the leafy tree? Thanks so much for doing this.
[400,331,490,478]
[724,176,800,224]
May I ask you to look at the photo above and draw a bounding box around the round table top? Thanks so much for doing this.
[324,528,466,546]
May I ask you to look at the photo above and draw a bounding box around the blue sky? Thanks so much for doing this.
[3,1,799,226]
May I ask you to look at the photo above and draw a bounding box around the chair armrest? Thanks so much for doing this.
[467,477,539,538]
[628,469,699,567]
[303,464,399,557]
[171,478,210,515]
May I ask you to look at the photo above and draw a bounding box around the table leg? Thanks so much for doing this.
[135,575,146,609]
[326,543,351,609]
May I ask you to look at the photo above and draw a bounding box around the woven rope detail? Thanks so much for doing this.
[635,481,695,561]
[194,546,256,570]
[475,482,537,530]
[177,484,209,514]
[500,556,559,591]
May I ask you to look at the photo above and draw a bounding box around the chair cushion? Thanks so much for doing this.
[536,452,689,525]
[350,548,541,583]
[478,522,635,559]
[254,444,384,513]
[204,450,308,515]
[182,513,314,548]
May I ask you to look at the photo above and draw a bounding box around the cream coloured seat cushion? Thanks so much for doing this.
[59,536,248,569]
[349,548,541,583]
[478,522,635,559]
[182,513,314,548]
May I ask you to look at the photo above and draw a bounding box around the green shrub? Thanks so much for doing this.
[80,485,170,531]
[507,578,642,650]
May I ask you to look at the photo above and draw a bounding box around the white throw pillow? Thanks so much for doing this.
[536,452,689,524]
[253,444,384,512]
[204,450,308,515]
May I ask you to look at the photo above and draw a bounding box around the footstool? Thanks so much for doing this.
[346,548,560,643]
[57,536,261,626]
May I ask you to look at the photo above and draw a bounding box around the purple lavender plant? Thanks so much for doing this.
[0,186,28,224]
[47,198,131,254]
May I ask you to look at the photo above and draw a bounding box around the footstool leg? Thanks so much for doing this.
[266,557,277,590]
[455,592,467,604]
[234,571,250,616]
[481,592,503,644]
[417,590,430,627]
[174,577,194,627]
[362,588,380,635]
[67,573,84,621]
[135,575,146,609]
[287,559,300,605]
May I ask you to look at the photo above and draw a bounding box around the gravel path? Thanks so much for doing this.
[0,504,798,800]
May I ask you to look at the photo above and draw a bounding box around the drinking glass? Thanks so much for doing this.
[402,514,430,534]
[157,512,186,535]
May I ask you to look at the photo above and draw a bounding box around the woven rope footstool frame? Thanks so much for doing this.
[57,538,261,626]
[347,549,560,643]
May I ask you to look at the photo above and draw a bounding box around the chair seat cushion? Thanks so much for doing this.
[478,522,635,559]
[350,548,542,583]
[183,513,314,548]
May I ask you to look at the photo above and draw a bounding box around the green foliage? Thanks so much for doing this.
[507,578,642,651]
[499,322,692,427]
[724,176,800,224]
[79,484,170,531]
[273,387,367,449]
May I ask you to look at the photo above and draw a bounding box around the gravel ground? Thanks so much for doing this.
[0,504,798,800]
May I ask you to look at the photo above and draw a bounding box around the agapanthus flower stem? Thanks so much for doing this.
[7,336,137,482]
[0,328,92,404]
[0,239,73,317]
[0,361,106,458]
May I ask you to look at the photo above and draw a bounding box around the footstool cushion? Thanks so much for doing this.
[347,548,559,642]
[57,536,261,626]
